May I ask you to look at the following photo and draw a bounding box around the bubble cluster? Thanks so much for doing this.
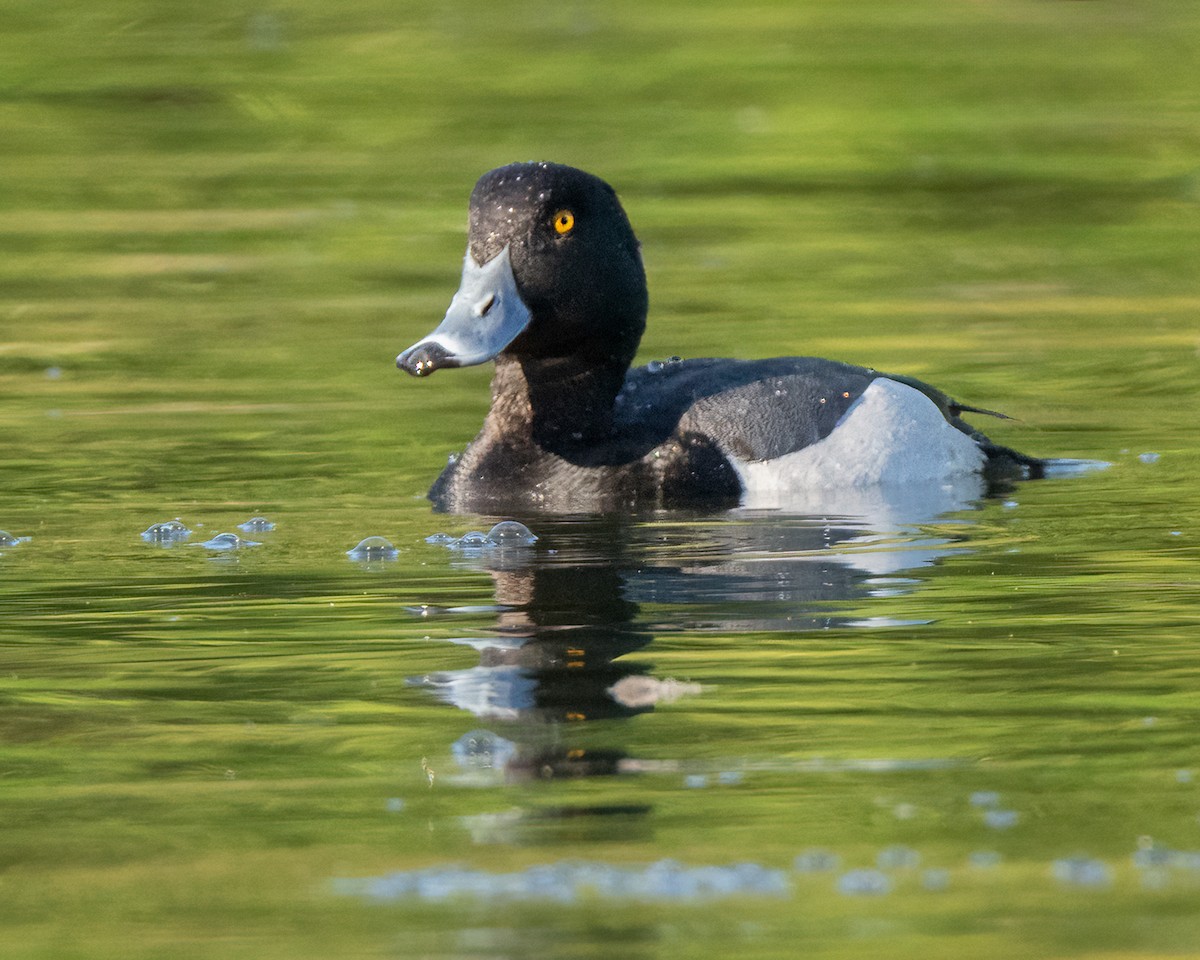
[451,730,517,770]
[335,858,789,904]
[141,521,191,543]
[237,516,276,533]
[426,520,538,549]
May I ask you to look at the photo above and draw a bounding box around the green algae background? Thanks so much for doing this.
[2,2,1200,958]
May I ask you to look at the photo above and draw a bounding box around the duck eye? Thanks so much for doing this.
[552,209,575,235]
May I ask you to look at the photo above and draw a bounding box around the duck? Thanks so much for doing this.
[397,161,1042,514]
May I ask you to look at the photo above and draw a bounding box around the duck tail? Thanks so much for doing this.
[981,441,1045,481]
[950,400,1013,421]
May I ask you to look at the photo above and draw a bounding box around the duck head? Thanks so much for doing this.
[397,162,648,377]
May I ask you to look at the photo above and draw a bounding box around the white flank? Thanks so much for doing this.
[733,378,986,518]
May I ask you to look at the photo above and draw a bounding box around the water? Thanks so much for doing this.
[3,2,1200,958]
[4,453,1198,957]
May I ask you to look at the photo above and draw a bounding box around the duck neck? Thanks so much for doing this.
[487,354,625,450]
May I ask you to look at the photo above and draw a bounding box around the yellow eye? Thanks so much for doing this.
[552,209,575,235]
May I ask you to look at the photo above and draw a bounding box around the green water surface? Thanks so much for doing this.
[2,2,1200,958]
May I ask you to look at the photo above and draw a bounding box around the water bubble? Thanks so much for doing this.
[683,774,709,789]
[1132,843,1172,870]
[608,675,701,708]
[969,790,1001,808]
[384,798,406,813]
[0,530,29,548]
[45,366,63,380]
[141,520,191,543]
[1176,769,1195,784]
[424,533,457,544]
[836,869,892,896]
[451,729,517,769]
[199,533,261,550]
[983,809,1020,830]
[237,516,275,533]
[487,520,537,545]
[1051,857,1112,889]
[1139,452,1161,464]
[347,536,399,560]
[454,530,491,548]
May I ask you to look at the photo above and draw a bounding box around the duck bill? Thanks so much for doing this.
[396,245,532,376]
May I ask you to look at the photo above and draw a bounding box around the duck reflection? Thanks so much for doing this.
[406,510,973,806]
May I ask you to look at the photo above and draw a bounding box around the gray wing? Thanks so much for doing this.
[618,356,1008,463]
[618,357,879,462]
